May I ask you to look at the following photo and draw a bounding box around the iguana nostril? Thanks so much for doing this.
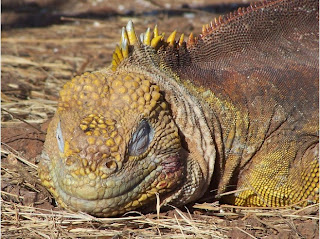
[105,160,117,170]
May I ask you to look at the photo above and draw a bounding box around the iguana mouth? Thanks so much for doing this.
[41,150,184,216]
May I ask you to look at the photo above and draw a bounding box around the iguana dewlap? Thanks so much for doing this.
[38,0,319,217]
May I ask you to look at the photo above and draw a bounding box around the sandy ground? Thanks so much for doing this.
[1,0,319,238]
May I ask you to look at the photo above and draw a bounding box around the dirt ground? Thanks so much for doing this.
[1,0,319,238]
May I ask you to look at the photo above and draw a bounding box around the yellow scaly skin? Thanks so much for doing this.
[39,0,319,217]
[39,71,188,216]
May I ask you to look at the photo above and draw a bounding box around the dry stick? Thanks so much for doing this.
[155,192,161,220]
[251,214,279,232]
[173,213,186,239]
[236,227,258,239]
[220,198,311,210]
[173,207,204,235]
[38,65,60,82]
[218,188,248,197]
[276,211,306,239]
[1,108,46,134]
[2,38,114,44]
[292,203,319,215]
[155,193,162,236]
[143,0,216,17]
[60,16,102,23]
[135,218,203,235]
[1,191,24,200]
[1,147,38,169]
[193,203,220,211]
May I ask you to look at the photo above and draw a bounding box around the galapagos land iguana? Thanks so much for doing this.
[38,0,319,217]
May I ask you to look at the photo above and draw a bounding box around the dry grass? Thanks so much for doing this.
[1,148,318,238]
[1,204,226,238]
[2,147,318,238]
[1,149,226,238]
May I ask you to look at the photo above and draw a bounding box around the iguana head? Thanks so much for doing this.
[39,72,189,217]
[39,21,204,217]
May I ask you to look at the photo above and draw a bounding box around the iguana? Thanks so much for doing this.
[38,0,319,217]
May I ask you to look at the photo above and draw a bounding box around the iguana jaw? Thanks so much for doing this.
[39,150,184,216]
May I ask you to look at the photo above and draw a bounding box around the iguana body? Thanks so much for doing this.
[38,0,319,217]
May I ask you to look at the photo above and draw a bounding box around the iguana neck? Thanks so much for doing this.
[179,78,250,195]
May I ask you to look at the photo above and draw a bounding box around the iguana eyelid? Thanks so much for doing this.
[56,121,65,153]
[128,120,154,156]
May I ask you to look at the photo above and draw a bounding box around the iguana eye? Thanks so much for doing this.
[128,120,154,156]
[56,121,64,153]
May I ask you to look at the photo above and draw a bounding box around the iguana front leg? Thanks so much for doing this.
[235,135,319,206]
